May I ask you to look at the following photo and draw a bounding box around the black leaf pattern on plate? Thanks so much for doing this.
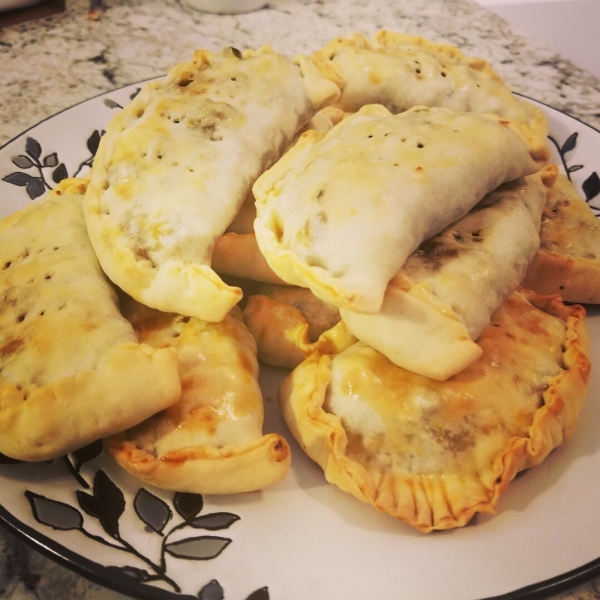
[246,587,271,600]
[583,172,600,202]
[199,579,225,600]
[72,129,106,178]
[2,137,67,199]
[198,583,270,600]
[174,491,204,520]
[103,98,123,110]
[26,491,84,531]
[189,512,240,530]
[62,439,103,488]
[548,131,600,205]
[134,488,172,534]
[15,451,260,597]
[3,170,47,200]
[102,86,141,111]
[164,535,231,560]
[2,131,103,200]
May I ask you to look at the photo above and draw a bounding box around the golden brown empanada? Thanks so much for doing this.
[280,289,590,532]
[242,283,349,369]
[84,45,340,322]
[312,30,549,162]
[253,104,539,315]
[212,232,286,285]
[107,298,291,494]
[522,173,600,303]
[0,179,181,462]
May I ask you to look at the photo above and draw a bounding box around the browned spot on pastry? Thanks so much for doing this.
[272,438,291,462]
[0,338,24,357]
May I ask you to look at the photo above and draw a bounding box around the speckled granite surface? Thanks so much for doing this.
[1,0,599,149]
[1,1,600,599]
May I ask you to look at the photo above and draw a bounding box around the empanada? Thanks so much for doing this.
[312,30,549,162]
[212,232,286,285]
[280,289,590,532]
[0,179,181,462]
[522,173,600,303]
[107,298,291,494]
[84,45,340,322]
[340,168,555,379]
[253,104,539,314]
[242,283,348,369]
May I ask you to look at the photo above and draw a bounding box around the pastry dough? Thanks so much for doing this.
[280,289,590,532]
[340,169,555,379]
[212,106,346,285]
[107,299,291,494]
[312,30,549,161]
[522,173,600,303]
[254,104,540,314]
[212,232,286,285]
[242,283,349,369]
[0,179,181,462]
[84,45,340,322]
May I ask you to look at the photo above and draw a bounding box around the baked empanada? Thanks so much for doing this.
[242,283,349,369]
[212,232,286,285]
[280,289,590,532]
[340,168,555,379]
[0,179,181,462]
[84,45,340,322]
[253,104,539,314]
[312,30,549,162]
[107,299,291,494]
[522,173,600,303]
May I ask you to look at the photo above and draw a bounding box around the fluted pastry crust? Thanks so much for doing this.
[107,301,291,494]
[279,289,590,532]
[312,30,549,162]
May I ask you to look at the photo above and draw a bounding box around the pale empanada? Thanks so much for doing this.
[340,168,556,380]
[107,299,291,494]
[0,179,181,462]
[253,104,539,314]
[84,45,340,322]
[522,173,600,303]
[211,106,347,285]
[312,30,549,162]
[280,289,590,532]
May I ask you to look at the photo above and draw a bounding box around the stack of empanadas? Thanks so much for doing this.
[0,31,596,528]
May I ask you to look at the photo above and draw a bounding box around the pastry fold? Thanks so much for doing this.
[107,300,291,494]
[312,30,549,161]
[340,168,555,379]
[0,179,181,461]
[84,45,340,322]
[279,289,590,532]
[242,284,349,369]
[253,104,539,315]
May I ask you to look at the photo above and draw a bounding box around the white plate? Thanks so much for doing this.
[0,83,600,600]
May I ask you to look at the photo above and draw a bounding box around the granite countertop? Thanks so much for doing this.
[1,1,600,599]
